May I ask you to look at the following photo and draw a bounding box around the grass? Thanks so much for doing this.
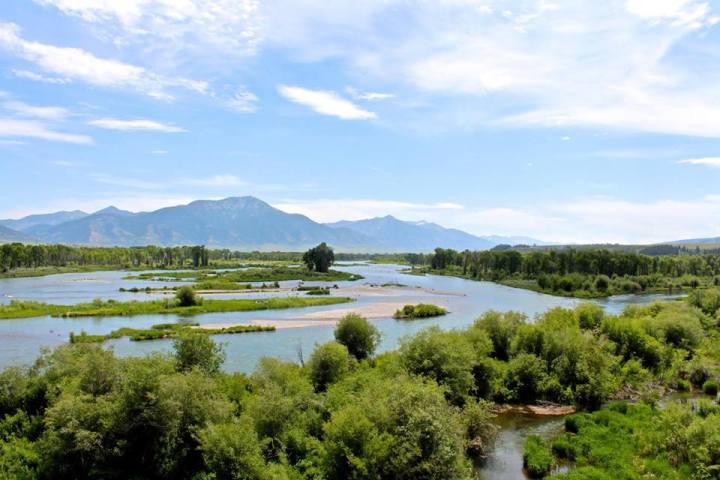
[126,266,362,283]
[523,435,554,478]
[70,321,275,343]
[0,296,353,320]
[393,303,447,319]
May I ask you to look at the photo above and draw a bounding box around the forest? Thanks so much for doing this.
[423,248,720,297]
[1,289,719,479]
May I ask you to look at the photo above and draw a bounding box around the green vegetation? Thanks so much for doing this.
[550,400,720,479]
[425,247,720,297]
[523,435,554,478]
[0,317,496,480]
[0,296,353,319]
[2,288,720,478]
[127,265,362,284]
[0,244,218,276]
[333,313,381,360]
[69,322,275,343]
[303,242,335,273]
[393,303,447,319]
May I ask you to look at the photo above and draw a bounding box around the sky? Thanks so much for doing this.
[1,0,720,244]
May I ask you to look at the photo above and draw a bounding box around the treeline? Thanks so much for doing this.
[0,244,214,271]
[429,247,720,278]
[1,292,719,479]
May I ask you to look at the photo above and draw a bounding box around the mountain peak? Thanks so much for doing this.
[94,206,133,216]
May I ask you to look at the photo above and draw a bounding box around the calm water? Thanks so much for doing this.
[0,263,678,371]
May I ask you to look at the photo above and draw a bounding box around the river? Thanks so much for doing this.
[0,262,682,479]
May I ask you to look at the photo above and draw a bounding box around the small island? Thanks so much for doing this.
[393,303,447,319]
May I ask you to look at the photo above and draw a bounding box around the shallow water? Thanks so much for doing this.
[477,413,565,480]
[0,263,678,371]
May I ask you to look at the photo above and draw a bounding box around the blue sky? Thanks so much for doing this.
[1,0,720,244]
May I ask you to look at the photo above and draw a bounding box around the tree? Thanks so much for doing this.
[308,342,351,391]
[303,242,335,273]
[175,286,200,307]
[399,327,475,404]
[173,332,226,374]
[334,314,381,360]
[197,417,267,480]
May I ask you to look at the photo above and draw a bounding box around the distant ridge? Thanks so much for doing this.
[0,225,36,243]
[1,196,548,252]
[0,210,88,232]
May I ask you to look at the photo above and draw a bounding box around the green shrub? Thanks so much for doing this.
[175,285,201,307]
[676,379,691,392]
[393,303,447,319]
[523,435,554,478]
[702,379,718,396]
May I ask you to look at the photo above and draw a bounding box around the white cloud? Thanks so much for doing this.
[272,194,720,244]
[26,0,720,137]
[0,118,91,144]
[88,118,185,132]
[278,85,376,120]
[4,101,69,120]
[150,149,167,155]
[11,69,71,84]
[178,175,248,187]
[0,22,207,100]
[34,0,263,56]
[346,87,394,101]
[224,87,259,113]
[678,157,720,167]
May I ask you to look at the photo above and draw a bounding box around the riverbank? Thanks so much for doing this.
[0,296,353,319]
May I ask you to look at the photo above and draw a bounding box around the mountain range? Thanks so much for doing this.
[0,196,546,252]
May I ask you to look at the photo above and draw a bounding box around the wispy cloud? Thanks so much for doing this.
[0,118,91,144]
[678,157,720,167]
[223,87,259,113]
[278,85,376,120]
[11,68,70,84]
[346,87,394,101]
[4,101,69,120]
[0,22,207,100]
[88,118,185,132]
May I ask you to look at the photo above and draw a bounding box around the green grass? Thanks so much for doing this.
[393,303,447,319]
[70,321,275,343]
[126,266,362,283]
[0,296,353,320]
[523,435,554,478]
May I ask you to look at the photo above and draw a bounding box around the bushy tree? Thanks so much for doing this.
[399,327,475,404]
[334,314,381,360]
[175,285,200,307]
[303,243,335,273]
[308,342,351,392]
[173,332,226,374]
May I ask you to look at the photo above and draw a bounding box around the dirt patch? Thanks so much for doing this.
[492,403,576,416]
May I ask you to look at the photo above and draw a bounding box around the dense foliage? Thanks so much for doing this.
[393,303,447,319]
[552,400,720,479]
[1,291,720,479]
[426,247,720,297]
[0,243,213,272]
[302,243,335,273]
[0,318,494,480]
